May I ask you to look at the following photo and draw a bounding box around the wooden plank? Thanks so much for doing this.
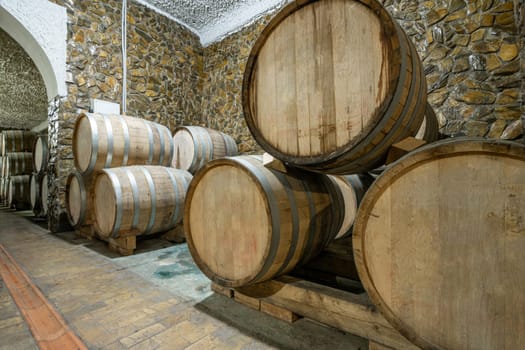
[237,276,418,350]
[108,236,136,256]
[233,290,261,311]
[385,137,426,165]
[161,224,185,243]
[211,283,233,298]
[260,301,301,323]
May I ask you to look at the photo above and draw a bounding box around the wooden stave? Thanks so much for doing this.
[1,130,36,155]
[172,126,239,174]
[299,24,427,174]
[184,156,352,288]
[73,113,174,175]
[242,0,426,174]
[93,166,192,239]
[8,175,31,210]
[352,138,525,350]
[65,171,94,227]
[5,152,34,176]
[32,135,48,175]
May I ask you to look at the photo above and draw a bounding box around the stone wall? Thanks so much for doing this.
[0,28,47,130]
[46,0,202,231]
[199,0,524,151]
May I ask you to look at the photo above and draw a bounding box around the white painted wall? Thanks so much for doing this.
[0,0,67,99]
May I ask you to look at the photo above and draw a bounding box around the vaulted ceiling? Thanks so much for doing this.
[134,0,287,45]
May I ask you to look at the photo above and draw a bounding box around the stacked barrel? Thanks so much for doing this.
[186,1,525,348]
[185,0,431,287]
[30,134,49,217]
[68,112,192,254]
[0,130,36,210]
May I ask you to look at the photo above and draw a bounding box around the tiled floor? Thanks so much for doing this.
[0,209,368,350]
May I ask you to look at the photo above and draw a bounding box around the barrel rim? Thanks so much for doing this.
[242,0,402,165]
[93,169,119,238]
[352,137,525,350]
[73,113,95,174]
[184,156,274,288]
[32,135,48,173]
[65,172,86,228]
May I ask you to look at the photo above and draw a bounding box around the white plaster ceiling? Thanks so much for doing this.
[133,0,288,46]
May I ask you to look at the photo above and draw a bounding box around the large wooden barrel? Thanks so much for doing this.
[32,135,48,175]
[93,166,192,239]
[40,174,48,216]
[66,171,94,228]
[8,175,31,210]
[242,0,426,174]
[171,126,238,174]
[5,152,33,176]
[73,113,174,175]
[1,130,36,155]
[185,156,369,287]
[353,138,525,350]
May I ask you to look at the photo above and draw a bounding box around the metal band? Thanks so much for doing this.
[86,115,99,175]
[165,168,181,226]
[273,173,300,276]
[145,121,154,164]
[166,126,174,165]
[103,117,114,168]
[124,168,140,229]
[297,179,317,266]
[106,170,124,238]
[233,157,281,282]
[140,167,156,234]
[119,116,130,166]
[77,174,87,225]
[189,127,204,173]
[154,124,165,165]
[202,129,214,171]
[223,134,238,155]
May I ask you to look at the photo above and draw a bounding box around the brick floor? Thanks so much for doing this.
[0,209,368,349]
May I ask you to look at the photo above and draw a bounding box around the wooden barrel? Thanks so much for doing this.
[40,174,48,216]
[184,155,367,288]
[5,152,33,176]
[171,126,238,174]
[32,135,48,175]
[0,177,5,203]
[353,138,525,350]
[93,166,192,239]
[415,103,439,143]
[73,113,174,175]
[242,0,426,174]
[329,174,374,239]
[1,130,36,155]
[66,171,95,228]
[1,156,5,178]
[8,175,31,210]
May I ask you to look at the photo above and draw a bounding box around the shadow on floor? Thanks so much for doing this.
[194,293,368,350]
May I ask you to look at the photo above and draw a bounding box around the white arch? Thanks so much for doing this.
[0,0,67,100]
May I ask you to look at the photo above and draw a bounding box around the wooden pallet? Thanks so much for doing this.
[74,224,186,256]
[212,276,418,350]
